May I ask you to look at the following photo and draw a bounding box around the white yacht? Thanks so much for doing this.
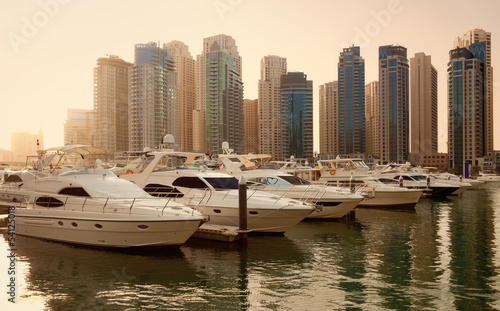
[313,158,423,209]
[376,172,461,198]
[118,151,315,233]
[477,172,500,182]
[8,169,204,248]
[226,169,364,219]
[432,173,483,190]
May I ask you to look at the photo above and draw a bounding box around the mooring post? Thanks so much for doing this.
[399,175,404,187]
[238,176,248,240]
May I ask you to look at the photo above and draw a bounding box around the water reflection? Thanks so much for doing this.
[2,183,500,310]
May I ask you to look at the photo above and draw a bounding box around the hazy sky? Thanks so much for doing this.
[1,0,499,153]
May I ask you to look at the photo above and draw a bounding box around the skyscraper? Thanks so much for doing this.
[243,99,259,154]
[128,42,177,151]
[454,29,493,153]
[195,34,241,153]
[338,46,365,154]
[281,72,313,160]
[258,55,287,160]
[319,81,338,155]
[204,42,244,154]
[378,45,409,163]
[365,81,380,158]
[93,55,132,154]
[165,41,196,152]
[409,52,438,164]
[448,45,485,174]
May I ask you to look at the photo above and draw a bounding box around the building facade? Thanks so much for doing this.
[64,109,94,146]
[281,72,313,160]
[93,55,132,154]
[378,45,409,164]
[195,34,241,153]
[409,52,438,166]
[448,45,485,174]
[165,41,196,152]
[454,29,493,153]
[205,43,244,154]
[319,81,339,155]
[11,130,44,163]
[365,81,380,158]
[258,55,287,160]
[338,46,365,154]
[128,42,177,151]
[243,99,259,154]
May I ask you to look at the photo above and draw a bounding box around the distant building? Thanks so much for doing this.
[243,99,259,154]
[409,52,438,166]
[454,29,493,153]
[64,108,94,146]
[338,46,365,154]
[93,55,132,154]
[11,130,43,163]
[129,42,177,151]
[258,55,287,160]
[365,81,380,159]
[378,45,409,164]
[165,41,196,152]
[447,45,485,174]
[204,42,244,154]
[281,72,313,160]
[416,153,448,172]
[0,148,14,163]
[319,81,338,155]
[195,34,241,153]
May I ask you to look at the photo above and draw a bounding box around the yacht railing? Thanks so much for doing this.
[16,194,198,216]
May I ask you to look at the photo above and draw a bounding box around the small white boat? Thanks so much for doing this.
[9,169,204,248]
[477,172,500,182]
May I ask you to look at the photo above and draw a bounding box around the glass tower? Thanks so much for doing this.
[378,45,409,163]
[338,46,365,154]
[128,42,177,151]
[281,72,313,160]
[448,44,485,174]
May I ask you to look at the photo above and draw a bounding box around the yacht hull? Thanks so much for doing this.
[358,188,423,209]
[15,211,202,247]
[199,206,313,233]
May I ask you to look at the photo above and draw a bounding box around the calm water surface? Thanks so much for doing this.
[2,183,500,310]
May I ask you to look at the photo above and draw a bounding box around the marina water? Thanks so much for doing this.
[2,183,500,310]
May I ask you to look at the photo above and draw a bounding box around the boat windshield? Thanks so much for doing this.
[279,175,311,185]
[412,175,428,181]
[204,177,239,190]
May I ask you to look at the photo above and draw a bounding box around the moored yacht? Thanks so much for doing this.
[8,169,204,247]
[313,158,423,209]
[118,151,315,233]
[477,172,500,182]
[226,169,364,219]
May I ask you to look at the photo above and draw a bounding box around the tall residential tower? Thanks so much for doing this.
[281,72,313,160]
[128,42,177,151]
[258,55,287,160]
[165,41,196,152]
[93,55,132,154]
[338,46,365,154]
[409,52,438,165]
[454,29,493,153]
[378,45,409,163]
[448,44,485,174]
[319,81,339,155]
[195,34,241,153]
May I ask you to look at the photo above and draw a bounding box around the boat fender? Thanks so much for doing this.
[126,170,134,175]
[330,169,336,175]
